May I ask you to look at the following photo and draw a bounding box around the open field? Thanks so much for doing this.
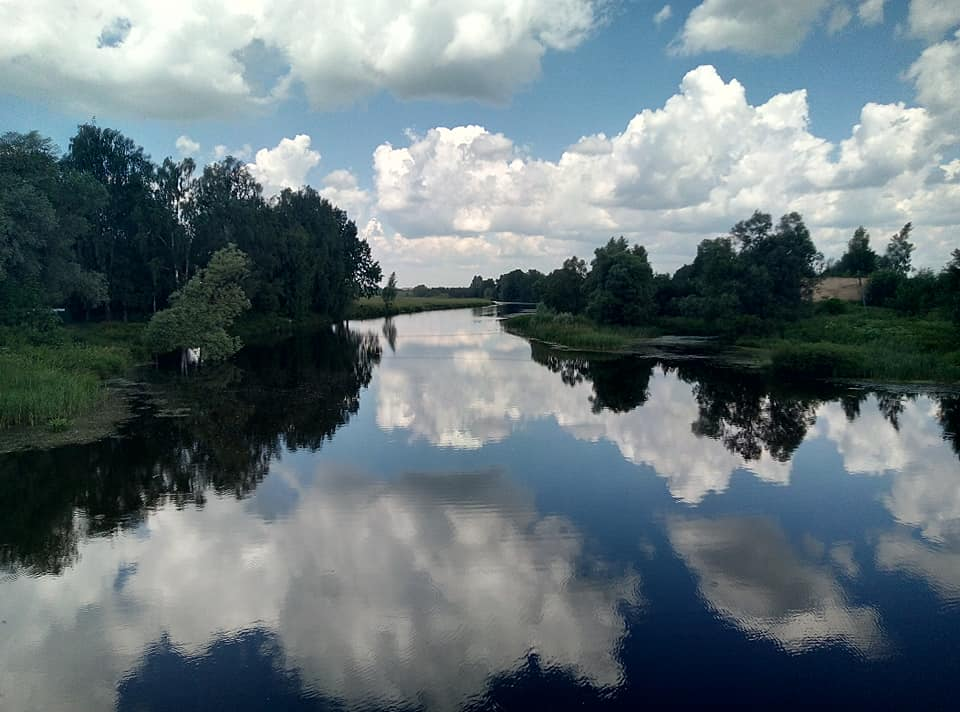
[813,277,864,302]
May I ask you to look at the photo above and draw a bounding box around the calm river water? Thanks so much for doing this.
[2,306,960,709]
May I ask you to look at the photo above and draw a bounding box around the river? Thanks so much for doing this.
[1,306,959,709]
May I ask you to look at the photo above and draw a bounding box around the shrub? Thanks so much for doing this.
[865,269,902,307]
[771,343,867,379]
[816,298,848,315]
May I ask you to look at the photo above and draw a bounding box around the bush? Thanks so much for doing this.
[771,343,867,379]
[865,269,902,307]
[891,271,941,315]
[816,298,848,315]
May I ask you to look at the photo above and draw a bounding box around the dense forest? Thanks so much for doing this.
[0,126,381,329]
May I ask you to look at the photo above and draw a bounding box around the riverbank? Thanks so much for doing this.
[504,306,960,384]
[347,296,492,320]
[0,297,495,435]
[0,322,143,433]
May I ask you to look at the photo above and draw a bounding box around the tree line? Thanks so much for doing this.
[459,211,960,331]
[0,126,381,329]
[824,222,960,316]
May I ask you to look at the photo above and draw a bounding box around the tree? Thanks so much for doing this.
[496,269,544,302]
[834,226,877,305]
[63,124,157,320]
[837,226,877,277]
[542,256,587,314]
[736,211,820,319]
[944,248,960,325]
[585,237,655,325]
[382,271,398,313]
[154,156,196,287]
[143,244,251,365]
[865,269,901,307]
[881,222,914,275]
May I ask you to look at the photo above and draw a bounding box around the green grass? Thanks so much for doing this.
[505,305,960,384]
[503,313,658,351]
[347,296,492,320]
[745,306,960,383]
[0,324,139,430]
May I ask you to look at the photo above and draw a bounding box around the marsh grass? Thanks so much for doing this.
[348,296,492,320]
[740,306,960,382]
[503,313,657,351]
[507,304,960,383]
[0,325,137,429]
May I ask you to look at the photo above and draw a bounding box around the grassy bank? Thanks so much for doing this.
[1,298,496,432]
[503,312,658,351]
[347,296,492,320]
[504,306,960,384]
[749,307,960,383]
[0,323,142,430]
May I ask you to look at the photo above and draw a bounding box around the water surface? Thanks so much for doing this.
[2,307,959,709]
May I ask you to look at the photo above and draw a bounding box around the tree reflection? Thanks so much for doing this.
[0,326,381,576]
[674,363,831,462]
[939,394,960,457]
[530,342,654,413]
[382,316,398,353]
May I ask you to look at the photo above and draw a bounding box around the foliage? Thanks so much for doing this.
[503,312,656,351]
[143,245,251,361]
[865,269,902,307]
[892,269,940,314]
[541,256,587,314]
[815,298,848,315]
[880,222,914,275]
[771,343,867,379]
[945,249,960,325]
[347,296,491,320]
[496,268,544,302]
[0,126,382,326]
[0,337,133,429]
[833,226,877,277]
[585,237,655,325]
[381,271,398,312]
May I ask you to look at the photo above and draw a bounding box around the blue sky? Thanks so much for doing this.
[1,1,958,284]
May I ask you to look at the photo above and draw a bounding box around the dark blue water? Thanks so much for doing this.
[2,307,959,710]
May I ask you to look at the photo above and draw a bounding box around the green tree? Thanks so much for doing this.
[585,237,655,325]
[143,245,251,364]
[944,248,960,325]
[736,211,820,319]
[542,256,587,314]
[496,269,544,302]
[865,269,902,307]
[382,271,398,312]
[836,226,877,277]
[881,222,914,275]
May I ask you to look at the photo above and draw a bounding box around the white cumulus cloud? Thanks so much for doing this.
[246,134,322,196]
[366,65,959,279]
[674,0,832,55]
[175,135,200,156]
[907,0,960,40]
[906,29,960,138]
[0,0,599,118]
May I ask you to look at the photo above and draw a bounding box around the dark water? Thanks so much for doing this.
[2,307,960,710]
